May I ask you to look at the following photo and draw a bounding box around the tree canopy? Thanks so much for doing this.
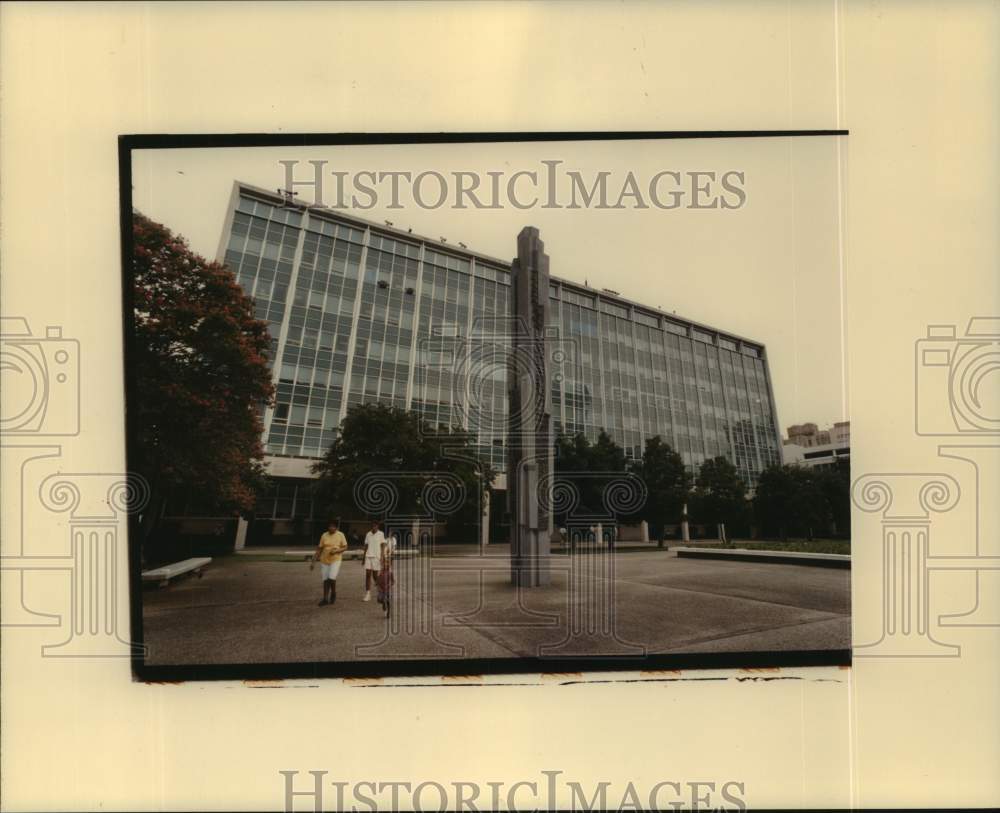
[690,455,749,537]
[753,462,845,540]
[553,430,631,524]
[131,212,274,540]
[629,435,691,539]
[311,403,493,534]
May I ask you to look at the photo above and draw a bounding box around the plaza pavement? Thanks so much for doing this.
[141,547,850,666]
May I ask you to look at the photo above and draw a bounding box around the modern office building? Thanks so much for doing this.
[206,182,783,545]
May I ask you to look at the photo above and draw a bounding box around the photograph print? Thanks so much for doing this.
[125,133,851,679]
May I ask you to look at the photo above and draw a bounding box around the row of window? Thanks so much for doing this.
[230,194,779,479]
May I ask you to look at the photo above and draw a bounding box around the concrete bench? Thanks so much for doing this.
[672,547,850,568]
[142,557,212,587]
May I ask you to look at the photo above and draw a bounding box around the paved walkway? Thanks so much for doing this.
[142,549,849,666]
[234,540,726,558]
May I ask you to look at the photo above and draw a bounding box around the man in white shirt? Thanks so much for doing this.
[362,520,386,602]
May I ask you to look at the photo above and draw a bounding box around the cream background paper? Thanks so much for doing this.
[2,1,998,810]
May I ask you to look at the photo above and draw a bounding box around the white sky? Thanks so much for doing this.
[132,139,848,432]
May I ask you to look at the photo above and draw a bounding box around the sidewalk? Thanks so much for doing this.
[233,540,726,558]
[142,548,850,666]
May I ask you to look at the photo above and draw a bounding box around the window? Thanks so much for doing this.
[600,300,629,319]
[306,405,324,427]
[426,249,471,274]
[563,289,596,309]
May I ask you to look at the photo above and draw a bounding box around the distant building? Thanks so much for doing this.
[829,420,851,446]
[782,421,850,469]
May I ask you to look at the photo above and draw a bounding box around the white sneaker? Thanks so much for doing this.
[363,591,371,602]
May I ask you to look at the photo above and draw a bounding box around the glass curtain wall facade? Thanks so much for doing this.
[220,183,782,497]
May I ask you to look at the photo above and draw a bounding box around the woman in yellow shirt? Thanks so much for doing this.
[312,518,347,606]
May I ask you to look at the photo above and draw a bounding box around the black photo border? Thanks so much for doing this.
[120,129,850,682]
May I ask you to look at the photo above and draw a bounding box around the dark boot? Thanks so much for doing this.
[330,580,337,605]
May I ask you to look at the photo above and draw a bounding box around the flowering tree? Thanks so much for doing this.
[131,212,274,549]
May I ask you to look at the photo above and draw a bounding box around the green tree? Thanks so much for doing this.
[753,463,835,540]
[131,212,274,554]
[554,430,629,526]
[554,432,593,476]
[815,458,851,539]
[753,464,795,539]
[311,403,492,538]
[591,429,628,473]
[628,436,691,541]
[690,455,748,540]
[787,466,832,540]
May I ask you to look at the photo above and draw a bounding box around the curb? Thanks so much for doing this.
[672,547,850,569]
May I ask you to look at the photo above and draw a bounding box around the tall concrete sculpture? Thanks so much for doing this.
[508,227,553,587]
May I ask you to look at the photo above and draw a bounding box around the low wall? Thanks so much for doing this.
[673,547,850,569]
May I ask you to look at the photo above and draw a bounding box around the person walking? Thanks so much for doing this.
[312,518,347,606]
[362,520,385,602]
[376,538,394,616]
